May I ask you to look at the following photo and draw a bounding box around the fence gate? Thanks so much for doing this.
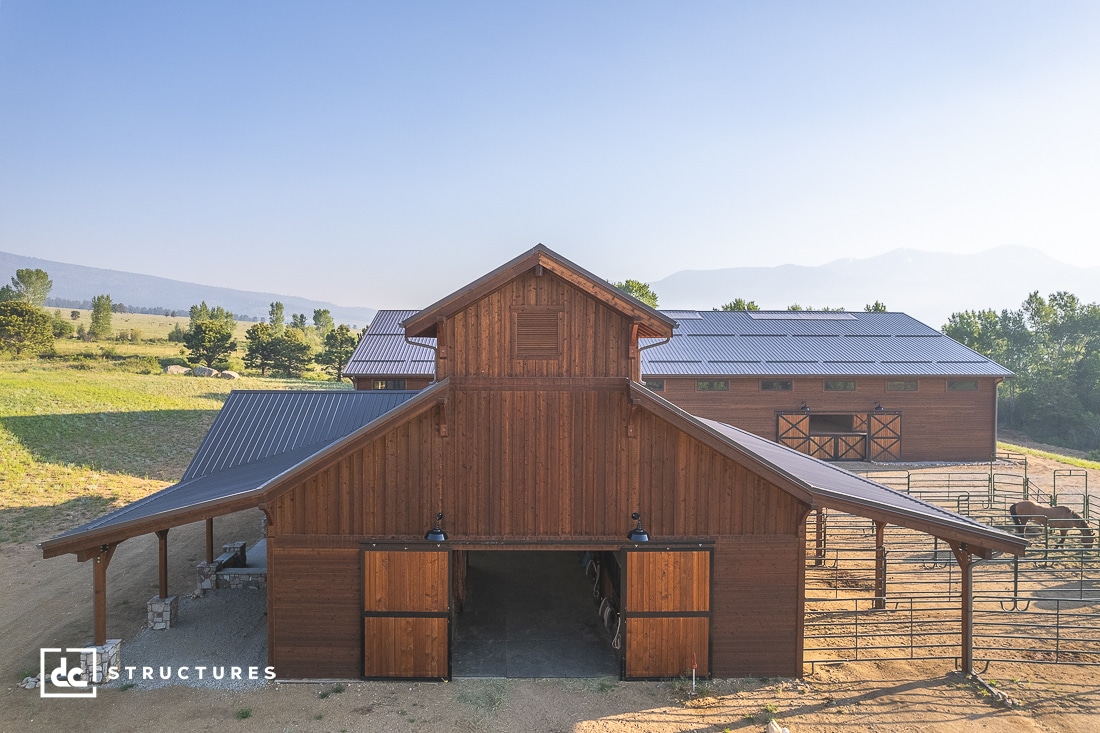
[868,412,902,461]
[361,545,450,679]
[622,547,711,679]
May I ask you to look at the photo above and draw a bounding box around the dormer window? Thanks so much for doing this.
[513,307,563,360]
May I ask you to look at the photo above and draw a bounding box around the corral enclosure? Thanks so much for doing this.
[804,457,1100,672]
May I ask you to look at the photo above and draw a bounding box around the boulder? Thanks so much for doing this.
[217,370,241,380]
[192,365,219,378]
[164,365,192,376]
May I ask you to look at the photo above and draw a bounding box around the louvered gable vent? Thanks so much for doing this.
[514,308,562,359]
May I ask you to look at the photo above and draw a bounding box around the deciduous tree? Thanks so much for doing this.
[313,308,334,337]
[613,279,658,308]
[0,268,53,307]
[718,299,760,311]
[316,324,359,380]
[183,320,238,368]
[89,294,113,340]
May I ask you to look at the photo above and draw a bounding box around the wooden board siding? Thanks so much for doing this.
[269,538,362,679]
[710,536,802,677]
[623,549,711,679]
[270,385,806,542]
[362,549,449,679]
[437,269,635,381]
[656,376,999,462]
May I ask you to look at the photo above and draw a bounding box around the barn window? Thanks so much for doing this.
[948,379,978,391]
[824,380,856,391]
[761,379,792,391]
[373,379,407,390]
[696,380,728,391]
[886,380,918,391]
[644,379,665,391]
[513,308,562,359]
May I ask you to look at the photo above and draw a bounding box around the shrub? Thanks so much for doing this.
[159,356,192,369]
[124,355,161,375]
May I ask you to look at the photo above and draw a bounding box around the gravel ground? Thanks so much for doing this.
[108,588,269,691]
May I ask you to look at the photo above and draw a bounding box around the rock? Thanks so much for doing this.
[192,366,219,378]
[766,719,790,733]
[21,675,38,689]
[164,365,192,375]
[217,370,240,380]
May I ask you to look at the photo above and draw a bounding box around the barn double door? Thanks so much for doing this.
[622,547,711,679]
[777,411,902,461]
[361,545,450,679]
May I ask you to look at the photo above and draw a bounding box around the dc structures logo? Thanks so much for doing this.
[39,647,99,698]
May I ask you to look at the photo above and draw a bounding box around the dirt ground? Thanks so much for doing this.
[4,472,1100,732]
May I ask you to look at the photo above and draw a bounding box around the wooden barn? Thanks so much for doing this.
[41,245,1025,681]
[347,285,1011,464]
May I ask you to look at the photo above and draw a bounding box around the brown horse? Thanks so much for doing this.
[1010,500,1095,547]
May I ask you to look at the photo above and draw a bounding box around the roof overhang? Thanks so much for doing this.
[39,381,450,558]
[627,381,1027,557]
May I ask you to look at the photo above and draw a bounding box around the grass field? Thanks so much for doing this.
[0,359,348,544]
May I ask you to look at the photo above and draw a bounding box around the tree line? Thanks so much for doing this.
[176,300,359,380]
[944,291,1100,454]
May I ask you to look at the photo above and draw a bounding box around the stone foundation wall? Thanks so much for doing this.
[147,595,179,629]
[81,639,121,684]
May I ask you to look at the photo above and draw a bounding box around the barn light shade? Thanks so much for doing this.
[875,402,885,411]
[627,512,649,542]
[801,401,810,412]
[425,512,447,542]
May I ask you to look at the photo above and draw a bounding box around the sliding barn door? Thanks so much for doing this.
[777,413,811,454]
[362,546,450,679]
[868,412,902,461]
[622,548,711,679]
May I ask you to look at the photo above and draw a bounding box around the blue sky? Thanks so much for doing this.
[1,1,1098,309]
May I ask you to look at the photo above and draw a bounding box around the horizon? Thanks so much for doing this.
[2,3,1098,309]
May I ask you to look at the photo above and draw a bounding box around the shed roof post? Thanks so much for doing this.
[156,529,169,599]
[948,541,977,675]
[90,543,117,646]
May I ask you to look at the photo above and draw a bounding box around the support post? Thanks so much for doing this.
[815,509,827,566]
[873,521,887,609]
[205,517,214,564]
[949,541,975,675]
[156,529,169,599]
[91,544,117,646]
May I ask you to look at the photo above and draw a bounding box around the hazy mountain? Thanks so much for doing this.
[0,251,376,328]
[652,246,1100,328]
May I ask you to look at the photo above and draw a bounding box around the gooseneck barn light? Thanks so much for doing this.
[627,512,650,542]
[425,512,447,542]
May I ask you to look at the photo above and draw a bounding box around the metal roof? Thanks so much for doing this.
[184,389,420,480]
[346,309,1012,379]
[641,310,1013,377]
[628,382,1026,555]
[344,309,435,378]
[43,389,421,547]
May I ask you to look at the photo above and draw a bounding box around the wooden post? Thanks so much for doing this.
[873,521,887,609]
[949,541,974,675]
[91,544,117,646]
[205,518,214,564]
[156,529,169,599]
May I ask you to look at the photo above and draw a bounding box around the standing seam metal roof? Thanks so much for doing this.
[343,309,1012,379]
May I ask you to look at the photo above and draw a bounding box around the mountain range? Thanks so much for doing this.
[2,246,1096,330]
[651,246,1100,327]
[0,251,376,328]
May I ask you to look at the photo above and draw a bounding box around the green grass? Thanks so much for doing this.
[236,708,252,719]
[0,359,348,544]
[998,441,1100,470]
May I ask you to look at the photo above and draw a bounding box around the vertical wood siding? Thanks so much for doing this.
[710,535,802,677]
[656,376,999,462]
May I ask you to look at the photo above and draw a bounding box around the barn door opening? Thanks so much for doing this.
[450,551,620,677]
[622,547,711,679]
[361,545,450,680]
